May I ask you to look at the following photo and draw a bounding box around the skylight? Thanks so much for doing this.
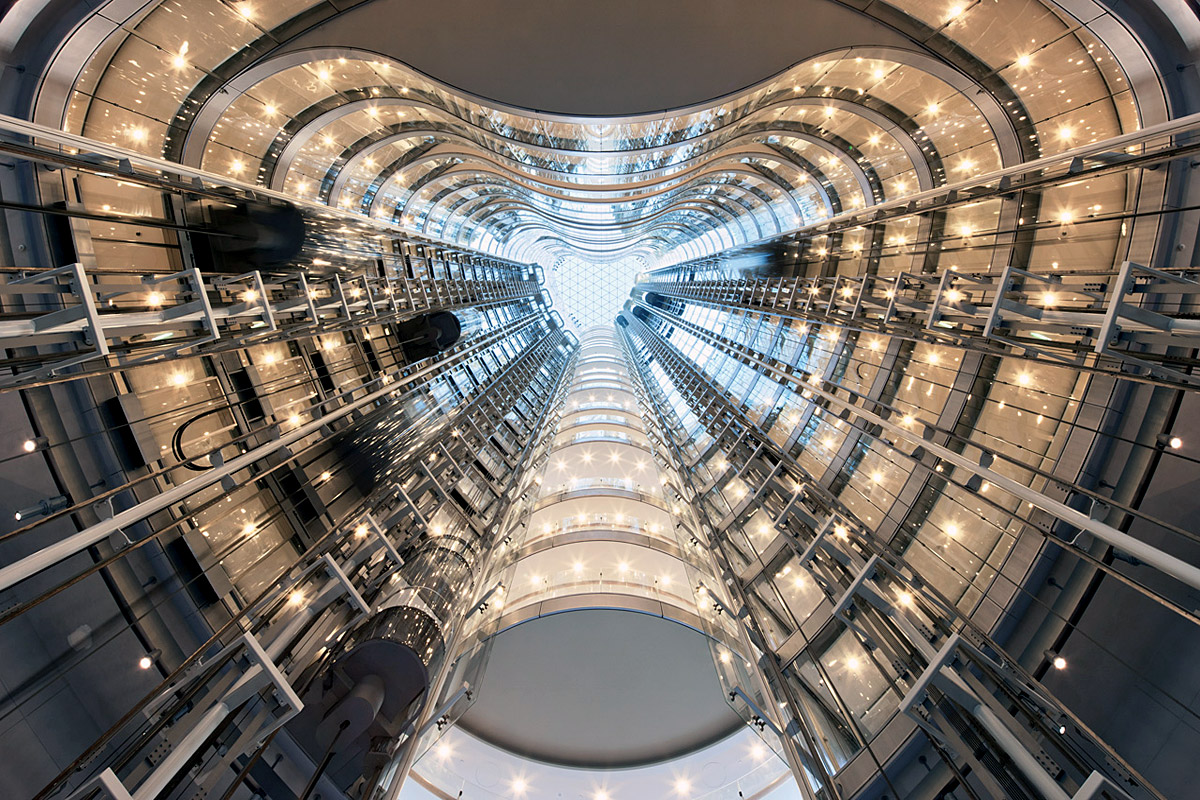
[544,254,646,332]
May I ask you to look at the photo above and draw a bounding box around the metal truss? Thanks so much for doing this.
[638,259,1200,389]
[0,259,538,389]
[620,311,1157,800]
[630,297,1200,598]
[38,320,576,800]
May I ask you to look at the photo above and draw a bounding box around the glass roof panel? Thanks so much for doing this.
[546,255,646,332]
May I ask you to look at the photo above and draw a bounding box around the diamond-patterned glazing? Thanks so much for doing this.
[545,255,646,332]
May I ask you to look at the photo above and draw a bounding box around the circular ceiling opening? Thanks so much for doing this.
[458,609,743,768]
[282,0,910,115]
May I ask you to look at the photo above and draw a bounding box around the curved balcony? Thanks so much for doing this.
[567,378,632,392]
[513,527,687,559]
[412,726,791,800]
[562,412,644,429]
[568,428,634,443]
[531,481,670,512]
[520,515,692,550]
[555,431,650,451]
[496,565,698,622]
[574,367,627,380]
[565,400,633,414]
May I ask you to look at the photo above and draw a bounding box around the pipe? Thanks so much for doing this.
[299,720,350,800]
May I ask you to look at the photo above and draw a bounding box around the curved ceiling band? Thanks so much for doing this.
[25,0,1169,294]
[241,59,974,190]
[388,169,794,252]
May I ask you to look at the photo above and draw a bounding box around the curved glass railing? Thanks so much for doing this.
[409,726,795,800]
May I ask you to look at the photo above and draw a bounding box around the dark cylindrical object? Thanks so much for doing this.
[395,310,467,362]
[286,604,446,792]
[316,673,385,749]
[196,197,306,272]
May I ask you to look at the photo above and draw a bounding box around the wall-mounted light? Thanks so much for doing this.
[22,436,48,453]
[1044,649,1068,670]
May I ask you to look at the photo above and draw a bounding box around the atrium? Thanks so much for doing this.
[0,1,1198,799]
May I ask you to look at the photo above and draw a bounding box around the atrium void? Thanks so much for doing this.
[0,2,1199,800]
